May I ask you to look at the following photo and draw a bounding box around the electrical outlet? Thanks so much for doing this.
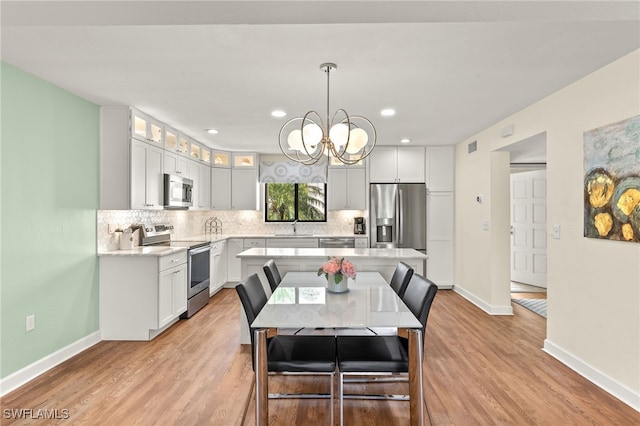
[26,314,35,331]
[482,220,490,230]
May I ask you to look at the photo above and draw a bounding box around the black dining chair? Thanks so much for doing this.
[262,259,282,293]
[335,273,438,425]
[390,261,414,298]
[365,262,414,336]
[235,273,337,424]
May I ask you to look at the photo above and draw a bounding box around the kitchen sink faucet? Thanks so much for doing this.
[292,219,298,234]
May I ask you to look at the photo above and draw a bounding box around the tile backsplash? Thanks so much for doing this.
[97,209,365,252]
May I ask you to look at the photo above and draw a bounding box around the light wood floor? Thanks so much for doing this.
[2,289,638,425]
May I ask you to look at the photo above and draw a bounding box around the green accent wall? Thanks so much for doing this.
[1,63,100,378]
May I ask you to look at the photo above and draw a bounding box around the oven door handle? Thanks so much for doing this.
[189,245,211,255]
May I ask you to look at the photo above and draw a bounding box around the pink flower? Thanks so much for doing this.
[317,257,357,279]
[341,260,357,279]
[322,258,341,275]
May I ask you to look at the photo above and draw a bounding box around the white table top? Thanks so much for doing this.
[251,271,421,329]
[237,247,428,259]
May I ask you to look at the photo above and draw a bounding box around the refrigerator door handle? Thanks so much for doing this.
[398,188,404,245]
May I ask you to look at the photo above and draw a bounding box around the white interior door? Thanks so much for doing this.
[510,169,547,287]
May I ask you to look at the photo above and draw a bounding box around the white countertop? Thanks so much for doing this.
[237,247,427,259]
[98,233,369,256]
[99,246,188,257]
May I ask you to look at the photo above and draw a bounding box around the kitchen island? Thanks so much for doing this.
[236,247,428,344]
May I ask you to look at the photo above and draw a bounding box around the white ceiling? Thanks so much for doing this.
[2,1,639,158]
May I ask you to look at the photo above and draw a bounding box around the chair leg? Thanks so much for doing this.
[339,372,345,426]
[330,371,334,426]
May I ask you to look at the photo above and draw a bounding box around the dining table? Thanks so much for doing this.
[251,271,425,425]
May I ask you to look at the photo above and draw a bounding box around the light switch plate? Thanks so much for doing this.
[482,220,490,230]
[553,224,561,239]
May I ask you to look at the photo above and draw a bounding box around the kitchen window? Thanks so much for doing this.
[264,183,327,222]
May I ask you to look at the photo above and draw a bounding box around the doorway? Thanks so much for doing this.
[497,132,548,308]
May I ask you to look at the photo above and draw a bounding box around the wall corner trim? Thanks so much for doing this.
[0,331,101,397]
[543,339,640,412]
[453,285,514,315]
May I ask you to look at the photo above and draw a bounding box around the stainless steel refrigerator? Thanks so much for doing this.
[370,183,426,251]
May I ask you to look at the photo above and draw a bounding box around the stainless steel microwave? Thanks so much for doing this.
[163,174,193,209]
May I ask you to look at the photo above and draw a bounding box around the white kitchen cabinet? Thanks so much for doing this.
[427,191,454,289]
[131,109,163,146]
[232,152,257,168]
[164,150,189,176]
[210,240,228,295]
[158,262,188,328]
[369,146,425,183]
[425,146,455,192]
[197,161,211,210]
[130,139,164,210]
[327,167,366,210]
[355,237,368,248]
[187,159,211,210]
[176,133,190,157]
[226,238,244,284]
[266,238,319,248]
[231,168,258,210]
[212,150,231,168]
[211,167,231,210]
[99,250,187,340]
[244,238,266,249]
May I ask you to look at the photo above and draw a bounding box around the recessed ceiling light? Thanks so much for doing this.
[271,110,287,118]
[206,129,219,134]
[381,109,396,117]
[400,138,411,144]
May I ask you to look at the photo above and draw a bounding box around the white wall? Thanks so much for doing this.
[455,50,640,408]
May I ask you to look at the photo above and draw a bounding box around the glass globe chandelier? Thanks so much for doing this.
[278,63,377,165]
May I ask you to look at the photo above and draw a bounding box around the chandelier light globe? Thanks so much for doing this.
[346,127,368,153]
[303,123,323,148]
[287,129,304,151]
[277,62,377,165]
[329,123,349,149]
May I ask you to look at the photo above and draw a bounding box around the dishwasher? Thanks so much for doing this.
[318,237,356,248]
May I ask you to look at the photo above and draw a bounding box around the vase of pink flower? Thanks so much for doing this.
[318,257,356,293]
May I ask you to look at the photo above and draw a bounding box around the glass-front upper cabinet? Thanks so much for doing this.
[232,152,257,168]
[189,139,201,161]
[131,109,163,146]
[329,153,364,167]
[212,150,231,168]
[201,145,211,165]
[177,133,190,157]
[164,126,178,152]
[190,140,211,164]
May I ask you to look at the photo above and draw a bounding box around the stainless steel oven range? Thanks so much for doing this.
[141,223,211,318]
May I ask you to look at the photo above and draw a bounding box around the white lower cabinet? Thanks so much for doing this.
[99,251,188,340]
[265,238,319,248]
[210,240,228,295]
[158,262,188,328]
[226,238,244,284]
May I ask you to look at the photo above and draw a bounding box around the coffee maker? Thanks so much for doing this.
[354,217,366,234]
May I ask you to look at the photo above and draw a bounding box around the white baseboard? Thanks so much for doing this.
[543,339,640,412]
[453,285,513,315]
[0,331,101,397]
